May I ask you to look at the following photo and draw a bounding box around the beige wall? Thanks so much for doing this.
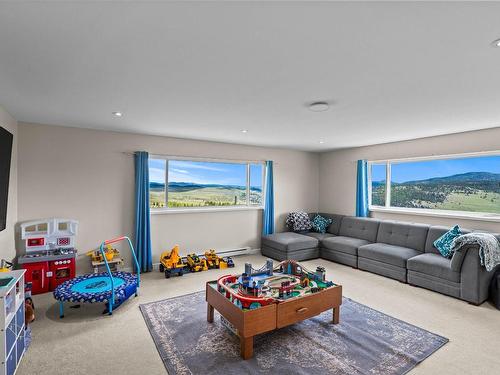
[17,123,319,272]
[319,127,500,233]
[17,121,500,274]
[0,106,17,261]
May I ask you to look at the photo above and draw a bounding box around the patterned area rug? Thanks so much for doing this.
[140,291,448,375]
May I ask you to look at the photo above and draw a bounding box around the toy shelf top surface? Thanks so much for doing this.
[0,270,25,297]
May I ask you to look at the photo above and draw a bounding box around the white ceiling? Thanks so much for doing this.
[0,1,499,151]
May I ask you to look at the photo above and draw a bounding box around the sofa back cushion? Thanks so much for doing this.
[309,213,344,235]
[376,221,429,252]
[339,217,380,242]
[286,211,312,232]
[425,225,471,254]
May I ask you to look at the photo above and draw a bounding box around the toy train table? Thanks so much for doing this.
[206,259,342,359]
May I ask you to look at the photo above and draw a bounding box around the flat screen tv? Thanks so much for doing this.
[0,127,13,232]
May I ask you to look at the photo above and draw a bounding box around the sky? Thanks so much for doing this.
[149,159,263,187]
[372,155,500,183]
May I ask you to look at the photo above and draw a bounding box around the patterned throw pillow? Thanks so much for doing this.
[285,211,313,232]
[433,225,462,258]
[311,215,333,234]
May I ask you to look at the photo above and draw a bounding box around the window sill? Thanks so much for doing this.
[369,206,500,223]
[150,206,264,215]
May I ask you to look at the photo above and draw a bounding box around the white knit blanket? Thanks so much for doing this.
[452,233,500,272]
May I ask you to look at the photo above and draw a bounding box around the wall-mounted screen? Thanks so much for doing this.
[0,126,13,232]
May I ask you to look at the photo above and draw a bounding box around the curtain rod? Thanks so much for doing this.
[121,151,273,165]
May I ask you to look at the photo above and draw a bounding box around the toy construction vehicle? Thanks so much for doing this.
[204,249,235,269]
[86,245,120,263]
[204,249,220,269]
[159,245,188,278]
[186,253,208,272]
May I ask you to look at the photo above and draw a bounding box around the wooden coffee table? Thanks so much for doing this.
[206,281,342,359]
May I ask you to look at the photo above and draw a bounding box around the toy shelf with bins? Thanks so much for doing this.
[0,270,26,375]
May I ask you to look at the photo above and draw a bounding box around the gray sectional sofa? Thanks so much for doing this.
[261,213,500,305]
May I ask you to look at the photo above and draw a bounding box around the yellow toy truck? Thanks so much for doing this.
[204,249,220,269]
[186,253,208,272]
[86,245,120,263]
[159,245,188,278]
[203,249,234,269]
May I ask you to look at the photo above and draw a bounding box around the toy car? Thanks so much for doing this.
[186,253,208,272]
[219,256,235,269]
[159,245,188,278]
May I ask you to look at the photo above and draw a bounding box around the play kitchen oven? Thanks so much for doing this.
[18,253,76,295]
[18,218,78,295]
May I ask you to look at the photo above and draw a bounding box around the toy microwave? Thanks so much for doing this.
[20,218,78,253]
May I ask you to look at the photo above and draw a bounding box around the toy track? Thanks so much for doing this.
[216,260,333,309]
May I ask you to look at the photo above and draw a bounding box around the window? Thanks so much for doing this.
[149,157,265,210]
[370,163,387,207]
[369,153,500,217]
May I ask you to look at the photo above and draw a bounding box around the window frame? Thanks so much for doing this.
[149,155,266,213]
[368,150,500,222]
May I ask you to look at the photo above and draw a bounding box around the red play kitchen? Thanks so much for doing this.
[18,218,78,295]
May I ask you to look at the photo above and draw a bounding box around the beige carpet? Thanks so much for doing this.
[17,254,500,375]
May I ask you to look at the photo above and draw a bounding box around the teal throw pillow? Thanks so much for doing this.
[311,215,333,234]
[433,225,462,258]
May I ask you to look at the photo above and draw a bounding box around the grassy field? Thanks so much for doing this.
[373,185,500,214]
[150,187,262,208]
[428,191,500,213]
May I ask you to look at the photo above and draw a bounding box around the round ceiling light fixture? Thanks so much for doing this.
[112,111,123,117]
[241,129,248,133]
[309,102,330,112]
[491,38,500,47]
[319,140,325,144]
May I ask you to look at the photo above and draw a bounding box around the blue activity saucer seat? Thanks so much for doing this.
[53,236,141,317]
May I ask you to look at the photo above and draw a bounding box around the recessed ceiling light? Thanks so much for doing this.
[319,140,325,144]
[112,111,123,117]
[241,129,248,133]
[492,39,500,47]
[309,102,329,112]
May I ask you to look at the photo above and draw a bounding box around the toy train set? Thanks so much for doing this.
[216,259,335,310]
[159,246,234,278]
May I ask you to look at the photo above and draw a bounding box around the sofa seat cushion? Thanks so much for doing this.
[303,232,335,241]
[322,236,370,256]
[407,253,460,283]
[358,243,421,268]
[261,232,319,252]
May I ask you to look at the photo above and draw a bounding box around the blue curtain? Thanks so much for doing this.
[262,160,275,235]
[356,159,369,217]
[134,151,152,272]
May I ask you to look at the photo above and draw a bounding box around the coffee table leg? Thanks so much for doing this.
[207,303,214,323]
[333,306,340,324]
[240,336,254,359]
